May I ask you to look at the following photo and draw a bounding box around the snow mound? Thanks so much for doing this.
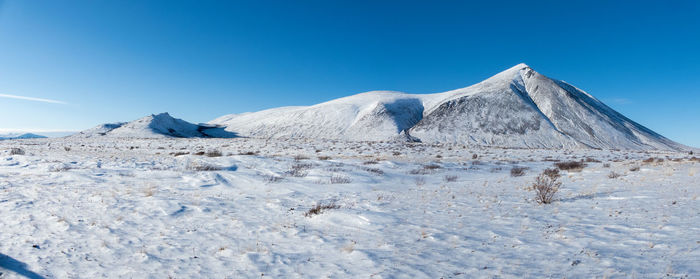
[77,113,237,139]
[211,64,686,151]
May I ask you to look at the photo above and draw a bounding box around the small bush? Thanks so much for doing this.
[329,174,351,184]
[172,152,189,157]
[533,171,562,204]
[629,166,640,172]
[443,175,458,182]
[424,164,441,170]
[287,163,312,177]
[187,161,224,171]
[304,202,340,217]
[263,175,284,183]
[294,155,309,161]
[510,167,527,177]
[10,148,25,155]
[603,163,611,168]
[364,167,384,175]
[542,168,560,179]
[240,151,258,155]
[555,161,586,172]
[318,156,331,160]
[608,171,622,179]
[64,146,71,152]
[205,150,223,157]
[472,154,478,159]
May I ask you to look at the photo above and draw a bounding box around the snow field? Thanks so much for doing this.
[0,138,698,278]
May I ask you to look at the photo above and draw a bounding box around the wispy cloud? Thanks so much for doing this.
[0,93,67,104]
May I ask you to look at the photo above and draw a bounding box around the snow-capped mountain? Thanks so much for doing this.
[76,113,237,139]
[211,64,685,150]
[0,133,47,140]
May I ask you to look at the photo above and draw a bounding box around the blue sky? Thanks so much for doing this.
[0,1,699,146]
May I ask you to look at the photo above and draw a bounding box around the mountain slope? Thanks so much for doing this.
[213,64,683,150]
[77,113,237,139]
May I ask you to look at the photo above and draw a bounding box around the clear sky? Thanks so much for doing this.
[1,1,699,146]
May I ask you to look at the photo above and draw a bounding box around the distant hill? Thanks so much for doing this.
[74,113,237,139]
[0,133,47,140]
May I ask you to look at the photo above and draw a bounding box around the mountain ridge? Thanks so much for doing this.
[210,63,686,151]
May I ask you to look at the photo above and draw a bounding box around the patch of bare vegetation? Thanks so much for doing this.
[304,202,340,217]
[364,167,384,175]
[329,174,352,184]
[510,167,527,177]
[542,168,560,179]
[443,175,458,183]
[555,161,587,172]
[293,155,309,161]
[186,161,224,171]
[263,175,284,183]
[9,147,25,155]
[287,163,313,177]
[410,164,442,175]
[205,150,223,157]
[608,171,622,179]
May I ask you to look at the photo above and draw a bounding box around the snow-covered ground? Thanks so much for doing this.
[1,137,698,278]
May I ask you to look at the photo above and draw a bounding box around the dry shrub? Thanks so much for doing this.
[205,150,223,157]
[443,175,458,182]
[293,155,309,161]
[330,174,351,184]
[364,167,384,175]
[287,163,312,177]
[542,168,560,179]
[608,171,622,179]
[555,161,586,172]
[304,202,340,217]
[423,164,441,170]
[263,175,284,183]
[10,148,25,155]
[187,161,223,171]
[318,156,331,160]
[629,166,640,172]
[533,171,562,204]
[240,151,258,155]
[510,167,527,177]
